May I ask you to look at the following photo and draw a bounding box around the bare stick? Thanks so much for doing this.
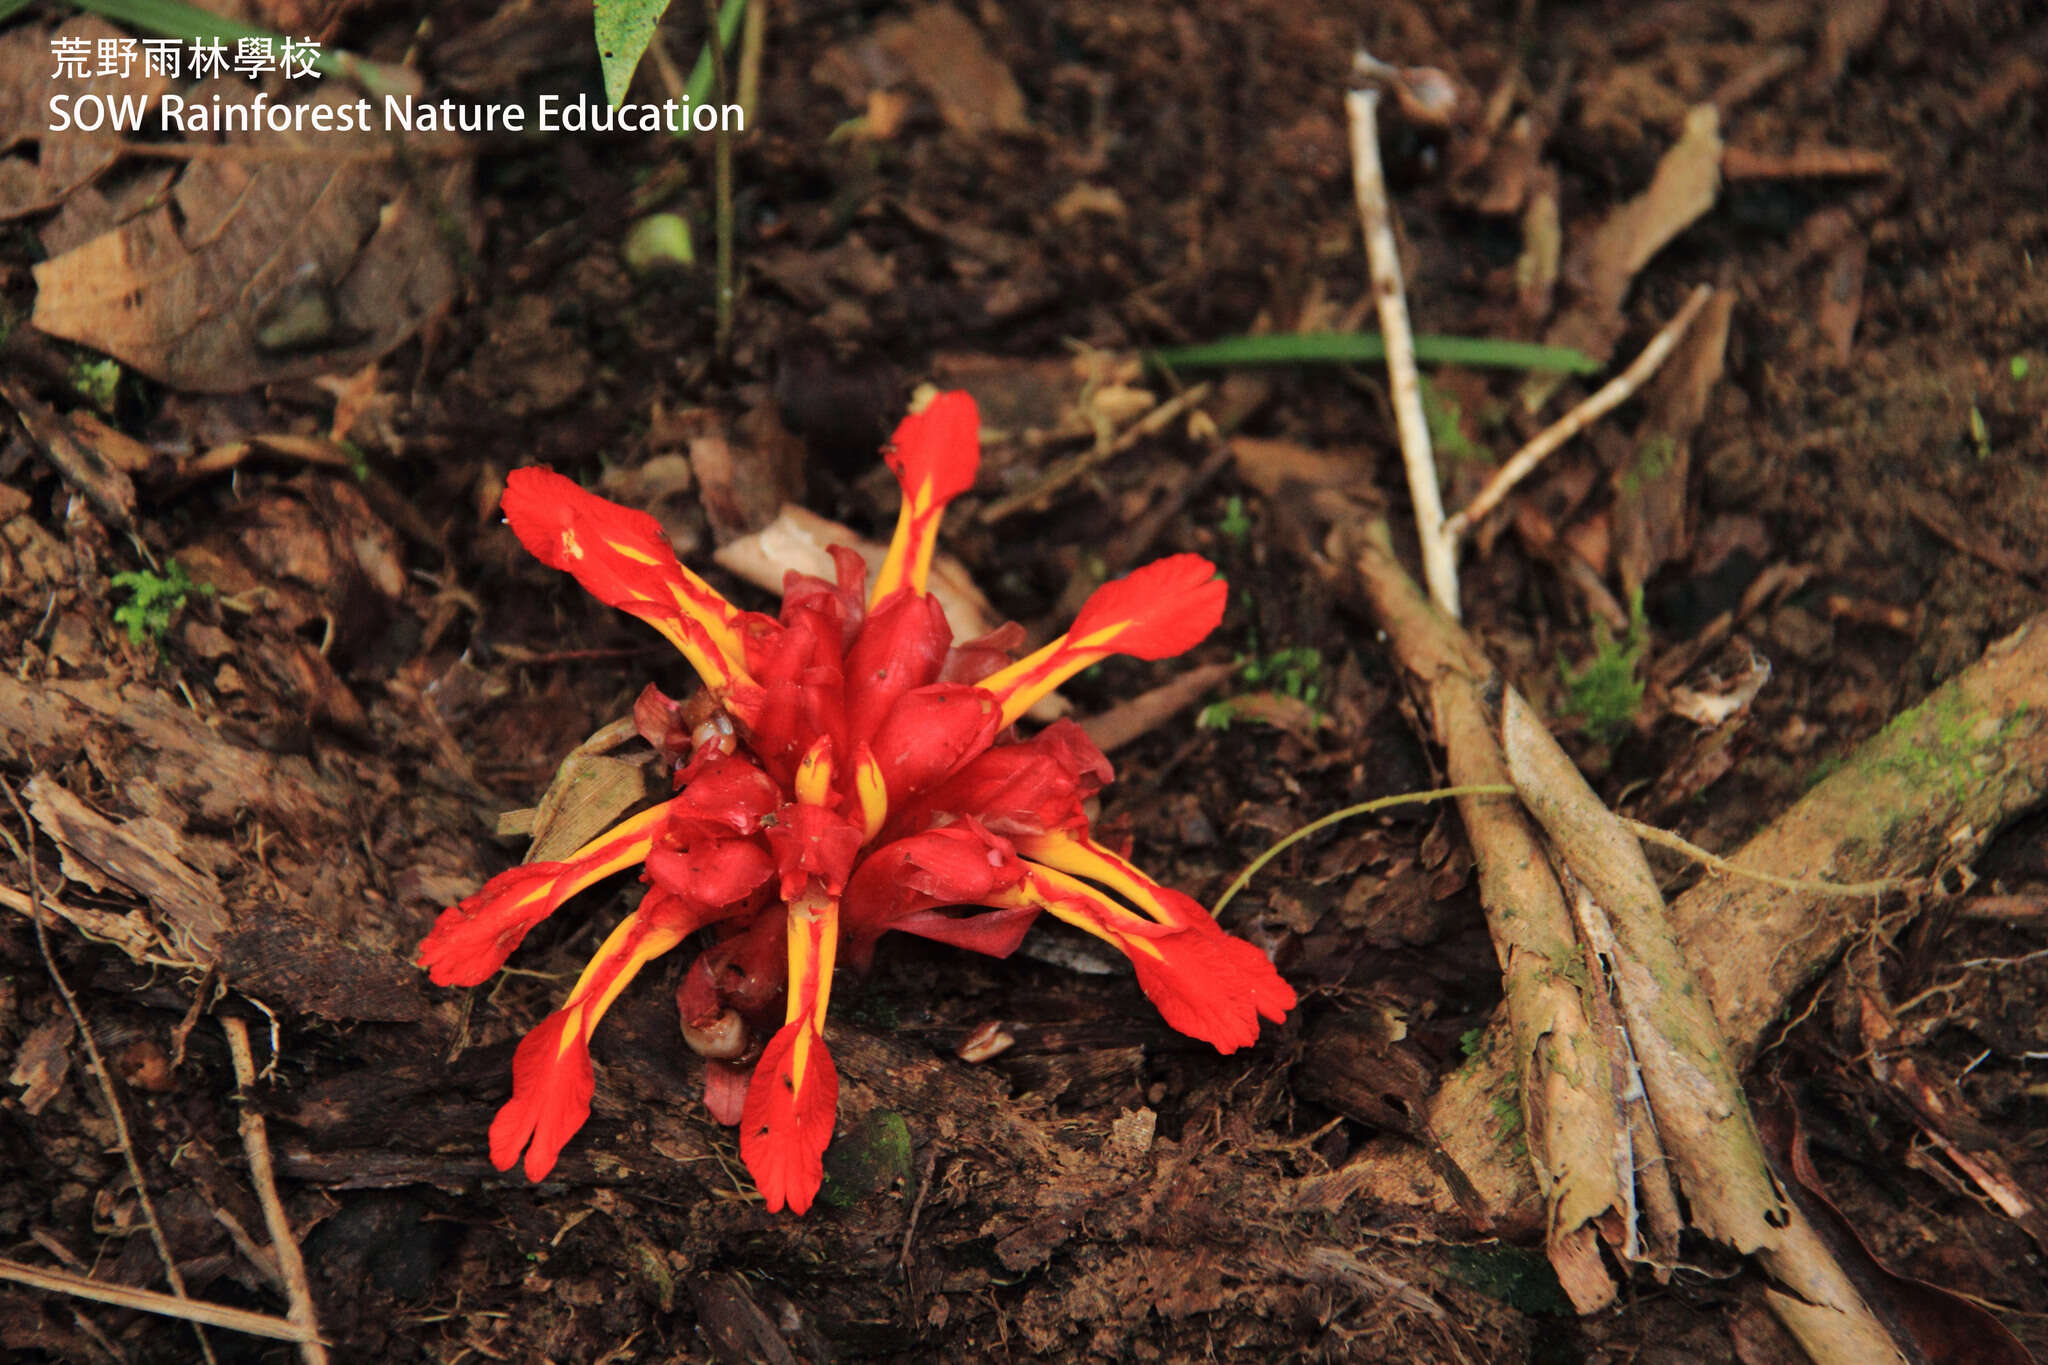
[1346,84,1459,617]
[0,1257,318,1344]
[223,1017,331,1365]
[0,779,218,1365]
[1445,284,1714,541]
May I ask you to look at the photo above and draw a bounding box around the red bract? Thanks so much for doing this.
[420,390,1295,1213]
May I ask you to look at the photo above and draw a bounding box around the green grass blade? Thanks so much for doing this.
[1150,331,1601,375]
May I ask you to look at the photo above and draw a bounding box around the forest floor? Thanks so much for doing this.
[3,0,2047,1361]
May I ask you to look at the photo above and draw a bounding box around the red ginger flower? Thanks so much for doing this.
[420,391,1295,1213]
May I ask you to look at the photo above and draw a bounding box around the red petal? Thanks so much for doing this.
[488,1011,593,1181]
[644,837,775,912]
[891,904,1041,958]
[1015,866,1293,1054]
[501,467,749,692]
[867,683,999,802]
[764,804,866,901]
[1065,554,1226,660]
[418,802,671,986]
[904,718,1111,839]
[885,391,981,507]
[1126,918,1296,1054]
[842,590,952,745]
[739,1022,840,1215]
[702,1059,750,1126]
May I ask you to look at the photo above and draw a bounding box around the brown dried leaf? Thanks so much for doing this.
[6,1017,76,1115]
[1546,104,1723,366]
[873,4,1028,137]
[1613,286,1734,596]
[0,377,139,530]
[1758,1094,2037,1365]
[32,85,471,393]
[0,18,175,219]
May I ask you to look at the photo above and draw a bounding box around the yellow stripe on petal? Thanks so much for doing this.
[1014,831,1179,926]
[794,736,835,808]
[559,910,692,1049]
[852,743,889,843]
[782,890,841,1091]
[1000,864,1169,961]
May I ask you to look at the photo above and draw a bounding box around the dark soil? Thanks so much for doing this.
[3,1,2046,1361]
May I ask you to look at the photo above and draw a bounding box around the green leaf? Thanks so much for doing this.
[594,0,676,107]
[1149,331,1600,375]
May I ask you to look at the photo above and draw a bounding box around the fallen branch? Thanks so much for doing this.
[1500,692,1906,1364]
[1371,609,2048,1231]
[1349,531,1627,1311]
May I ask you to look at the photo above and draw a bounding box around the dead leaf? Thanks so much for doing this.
[525,752,653,864]
[32,84,471,393]
[1757,1093,2037,1365]
[716,503,996,642]
[0,377,140,530]
[874,5,1028,137]
[1817,237,1868,364]
[0,18,175,219]
[1545,103,1723,366]
[1613,286,1733,596]
[7,1016,76,1115]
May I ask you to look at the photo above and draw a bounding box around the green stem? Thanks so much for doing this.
[703,0,736,363]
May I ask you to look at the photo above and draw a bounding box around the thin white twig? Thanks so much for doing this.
[0,1256,319,1344]
[223,1016,331,1365]
[1444,284,1716,542]
[1346,84,1459,618]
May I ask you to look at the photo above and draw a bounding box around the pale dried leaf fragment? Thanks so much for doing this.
[1544,104,1723,368]
[715,503,997,642]
[32,86,471,394]
[7,1016,77,1115]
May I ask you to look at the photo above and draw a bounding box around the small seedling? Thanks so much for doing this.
[1558,590,1648,746]
[109,560,213,650]
[1197,642,1325,730]
[71,357,121,414]
[1216,495,1252,544]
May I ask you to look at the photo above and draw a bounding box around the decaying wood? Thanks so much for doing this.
[1348,531,1627,1310]
[1501,689,1904,1365]
[1377,609,2048,1232]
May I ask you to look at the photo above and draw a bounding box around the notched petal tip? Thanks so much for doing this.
[1128,922,1296,1053]
[886,391,981,505]
[488,1011,596,1182]
[739,1022,840,1215]
[1067,554,1227,660]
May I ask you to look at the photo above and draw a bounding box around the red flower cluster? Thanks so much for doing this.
[419,392,1294,1213]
